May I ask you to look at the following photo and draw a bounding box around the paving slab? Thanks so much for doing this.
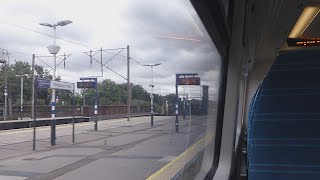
[0,157,83,174]
[0,175,27,180]
[21,148,104,160]
[82,133,155,146]
[53,158,165,180]
[112,134,190,157]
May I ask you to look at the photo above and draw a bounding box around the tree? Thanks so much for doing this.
[1,62,172,109]
[163,93,176,105]
[83,79,160,106]
[0,61,55,106]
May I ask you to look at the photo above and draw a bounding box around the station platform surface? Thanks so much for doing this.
[0,115,208,180]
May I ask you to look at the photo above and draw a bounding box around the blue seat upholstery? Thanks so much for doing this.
[248,50,320,180]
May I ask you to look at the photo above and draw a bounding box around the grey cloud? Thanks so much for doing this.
[125,0,199,37]
[0,0,222,97]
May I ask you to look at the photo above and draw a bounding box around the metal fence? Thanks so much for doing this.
[1,105,151,120]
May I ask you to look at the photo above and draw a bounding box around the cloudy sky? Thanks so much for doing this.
[0,0,221,100]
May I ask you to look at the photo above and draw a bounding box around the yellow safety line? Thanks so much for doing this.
[146,137,205,180]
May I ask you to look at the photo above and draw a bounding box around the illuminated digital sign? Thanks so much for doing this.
[77,81,96,88]
[178,77,200,85]
[287,38,320,46]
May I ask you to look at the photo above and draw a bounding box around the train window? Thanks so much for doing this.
[0,0,222,179]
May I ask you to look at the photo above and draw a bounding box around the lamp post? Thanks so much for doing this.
[16,74,28,119]
[143,63,161,126]
[39,20,72,146]
[82,89,86,115]
[165,99,168,116]
[0,60,6,121]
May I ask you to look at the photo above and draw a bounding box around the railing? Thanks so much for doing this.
[1,105,151,120]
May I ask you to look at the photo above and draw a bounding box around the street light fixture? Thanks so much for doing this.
[16,74,29,119]
[39,20,73,146]
[39,20,73,28]
[143,63,161,126]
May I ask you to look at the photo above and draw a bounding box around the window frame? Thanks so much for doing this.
[190,0,234,178]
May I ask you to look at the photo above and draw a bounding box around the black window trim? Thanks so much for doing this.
[190,0,233,179]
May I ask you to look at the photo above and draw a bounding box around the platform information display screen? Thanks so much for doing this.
[77,81,96,88]
[178,77,200,85]
[287,38,320,46]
